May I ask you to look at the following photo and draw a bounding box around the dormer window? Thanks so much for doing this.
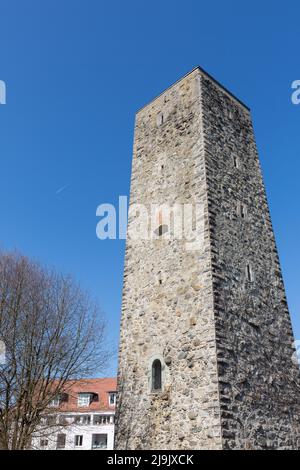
[49,395,60,407]
[108,392,116,406]
[78,393,92,407]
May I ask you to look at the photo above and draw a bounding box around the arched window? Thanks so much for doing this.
[152,359,162,391]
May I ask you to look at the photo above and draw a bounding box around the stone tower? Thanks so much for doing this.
[115,67,300,450]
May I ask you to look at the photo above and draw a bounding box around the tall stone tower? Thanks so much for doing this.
[115,67,300,450]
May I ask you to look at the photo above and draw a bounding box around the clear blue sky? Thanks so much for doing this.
[0,0,299,375]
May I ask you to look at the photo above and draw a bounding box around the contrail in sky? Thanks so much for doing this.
[56,184,70,195]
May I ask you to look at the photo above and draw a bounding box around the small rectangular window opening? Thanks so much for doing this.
[237,202,247,220]
[109,392,116,406]
[241,204,246,219]
[75,435,83,447]
[56,434,66,449]
[156,113,164,127]
[154,224,168,237]
[246,264,253,282]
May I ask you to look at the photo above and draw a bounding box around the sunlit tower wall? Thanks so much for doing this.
[115,67,300,450]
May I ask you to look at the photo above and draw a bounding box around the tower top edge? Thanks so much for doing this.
[136,66,251,114]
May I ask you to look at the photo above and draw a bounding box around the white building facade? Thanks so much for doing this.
[32,378,116,450]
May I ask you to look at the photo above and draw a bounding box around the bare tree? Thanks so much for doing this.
[0,251,109,450]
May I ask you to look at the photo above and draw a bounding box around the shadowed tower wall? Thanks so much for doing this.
[115,68,300,450]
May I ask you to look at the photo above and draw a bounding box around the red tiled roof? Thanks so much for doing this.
[57,378,116,413]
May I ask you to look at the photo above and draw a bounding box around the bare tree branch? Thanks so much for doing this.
[0,250,110,449]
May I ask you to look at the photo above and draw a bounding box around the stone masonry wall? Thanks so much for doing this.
[115,67,300,450]
[201,75,300,449]
[115,69,222,450]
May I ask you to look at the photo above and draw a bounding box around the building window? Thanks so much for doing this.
[46,415,57,426]
[154,209,168,237]
[151,359,162,391]
[82,415,91,425]
[240,203,247,219]
[237,202,247,220]
[109,392,116,406]
[93,414,114,425]
[49,395,60,407]
[157,224,168,236]
[74,414,91,425]
[246,263,253,282]
[92,434,107,450]
[40,439,48,448]
[157,113,164,126]
[74,435,83,447]
[77,393,91,407]
[233,155,239,168]
[56,434,66,449]
[59,415,68,425]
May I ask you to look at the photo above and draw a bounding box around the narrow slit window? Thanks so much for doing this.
[237,202,247,220]
[157,113,164,126]
[233,155,239,168]
[246,263,253,282]
[152,359,162,391]
[241,204,247,219]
